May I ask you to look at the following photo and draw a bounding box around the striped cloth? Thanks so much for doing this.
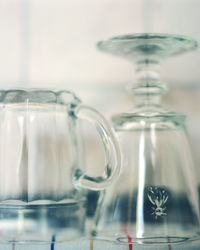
[0,238,199,250]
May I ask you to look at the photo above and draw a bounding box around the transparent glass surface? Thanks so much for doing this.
[0,89,121,243]
[97,33,198,63]
[93,34,200,247]
[93,116,200,245]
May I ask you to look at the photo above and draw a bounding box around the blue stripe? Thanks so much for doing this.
[51,235,56,250]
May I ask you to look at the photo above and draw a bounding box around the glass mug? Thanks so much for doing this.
[0,89,121,243]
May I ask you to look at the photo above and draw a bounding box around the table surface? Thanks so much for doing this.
[0,238,199,250]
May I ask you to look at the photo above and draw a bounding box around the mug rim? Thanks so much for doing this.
[0,88,81,106]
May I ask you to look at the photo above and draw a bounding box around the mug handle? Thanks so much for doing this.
[73,105,121,190]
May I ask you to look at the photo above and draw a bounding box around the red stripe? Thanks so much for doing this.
[167,237,172,250]
[12,242,15,250]
[126,232,133,250]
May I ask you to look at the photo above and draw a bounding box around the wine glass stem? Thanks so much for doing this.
[132,62,168,107]
[134,94,162,107]
[136,61,161,83]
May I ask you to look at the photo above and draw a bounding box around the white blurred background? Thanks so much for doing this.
[0,0,200,177]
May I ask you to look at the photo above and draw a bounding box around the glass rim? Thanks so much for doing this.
[0,88,81,106]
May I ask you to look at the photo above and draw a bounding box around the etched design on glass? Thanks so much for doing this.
[147,187,168,219]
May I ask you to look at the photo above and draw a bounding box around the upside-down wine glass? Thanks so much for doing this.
[92,33,200,248]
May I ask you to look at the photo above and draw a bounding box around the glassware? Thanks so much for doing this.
[93,33,200,247]
[0,89,121,243]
